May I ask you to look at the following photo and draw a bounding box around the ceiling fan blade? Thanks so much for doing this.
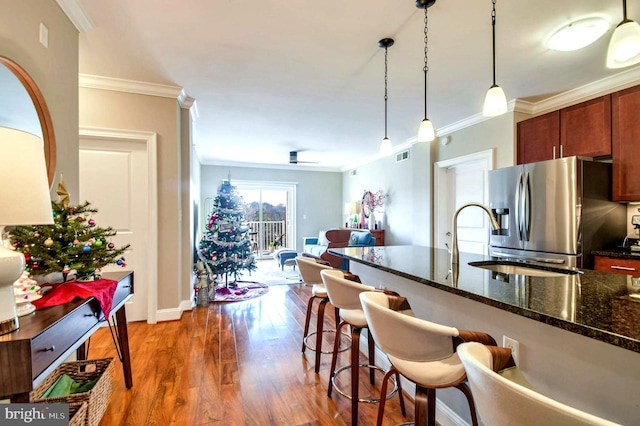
[289,150,318,164]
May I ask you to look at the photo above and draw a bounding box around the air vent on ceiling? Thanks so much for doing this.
[396,150,410,163]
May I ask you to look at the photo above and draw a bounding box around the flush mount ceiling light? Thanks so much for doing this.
[547,17,609,51]
[379,37,394,155]
[607,0,640,68]
[483,0,507,117]
[416,0,436,143]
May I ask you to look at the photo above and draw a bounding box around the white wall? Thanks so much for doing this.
[79,88,184,311]
[0,0,79,198]
[342,114,514,248]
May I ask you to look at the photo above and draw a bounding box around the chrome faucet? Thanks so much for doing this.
[451,202,501,266]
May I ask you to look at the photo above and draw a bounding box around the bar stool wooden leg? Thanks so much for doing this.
[414,385,430,426]
[350,326,362,426]
[314,298,328,374]
[328,320,349,397]
[301,294,319,352]
[456,382,479,426]
[367,330,375,385]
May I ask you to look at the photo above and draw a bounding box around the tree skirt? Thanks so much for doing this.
[211,281,269,303]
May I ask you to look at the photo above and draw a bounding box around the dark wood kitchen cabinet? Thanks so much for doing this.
[560,95,611,158]
[612,85,640,201]
[517,111,559,164]
[594,255,640,277]
[517,95,611,164]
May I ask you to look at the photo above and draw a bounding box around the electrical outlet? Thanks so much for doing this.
[503,336,519,365]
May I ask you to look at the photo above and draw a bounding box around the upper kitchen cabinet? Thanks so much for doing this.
[612,86,640,201]
[560,95,611,158]
[517,95,612,164]
[517,111,559,164]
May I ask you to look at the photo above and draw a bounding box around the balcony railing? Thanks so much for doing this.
[246,220,286,254]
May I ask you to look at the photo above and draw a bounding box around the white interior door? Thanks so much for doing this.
[434,150,494,255]
[79,130,156,323]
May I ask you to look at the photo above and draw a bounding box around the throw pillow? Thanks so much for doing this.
[317,230,329,246]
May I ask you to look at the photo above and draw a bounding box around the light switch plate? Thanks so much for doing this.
[632,215,640,226]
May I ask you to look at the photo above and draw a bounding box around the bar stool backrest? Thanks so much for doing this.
[296,256,333,285]
[359,291,459,363]
[457,342,621,426]
[320,269,374,311]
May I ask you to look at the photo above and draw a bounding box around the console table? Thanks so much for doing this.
[0,271,134,402]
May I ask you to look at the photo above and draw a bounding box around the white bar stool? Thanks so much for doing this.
[360,290,497,426]
[458,342,621,426]
[321,269,402,426]
[295,256,350,374]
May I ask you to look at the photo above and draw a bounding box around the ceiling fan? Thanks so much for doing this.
[289,150,318,164]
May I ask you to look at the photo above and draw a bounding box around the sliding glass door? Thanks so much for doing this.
[236,181,296,259]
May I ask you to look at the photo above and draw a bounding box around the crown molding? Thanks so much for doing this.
[435,99,519,137]
[528,66,640,115]
[56,0,95,32]
[206,159,342,173]
[179,94,199,122]
[79,74,183,99]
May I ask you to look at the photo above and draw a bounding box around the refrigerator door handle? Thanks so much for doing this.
[523,172,531,242]
[491,250,566,265]
[515,173,523,241]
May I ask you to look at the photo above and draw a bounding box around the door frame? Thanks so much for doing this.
[433,149,494,251]
[79,127,158,323]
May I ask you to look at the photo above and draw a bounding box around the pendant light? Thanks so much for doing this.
[483,0,507,117]
[379,37,394,155]
[607,0,640,69]
[417,0,436,143]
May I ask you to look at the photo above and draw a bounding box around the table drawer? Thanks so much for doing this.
[30,302,99,380]
[594,256,640,277]
[112,274,133,308]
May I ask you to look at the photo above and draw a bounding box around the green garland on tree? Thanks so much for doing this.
[10,199,130,280]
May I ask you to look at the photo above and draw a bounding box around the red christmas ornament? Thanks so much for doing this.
[77,216,84,222]
[108,243,115,249]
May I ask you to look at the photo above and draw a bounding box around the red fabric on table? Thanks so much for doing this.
[32,278,119,318]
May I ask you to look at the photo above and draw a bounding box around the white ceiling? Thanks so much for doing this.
[74,0,639,171]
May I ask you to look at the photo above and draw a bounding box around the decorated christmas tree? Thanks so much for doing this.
[9,178,130,281]
[197,179,256,287]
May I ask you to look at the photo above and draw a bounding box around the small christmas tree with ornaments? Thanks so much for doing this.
[9,178,130,281]
[196,178,256,288]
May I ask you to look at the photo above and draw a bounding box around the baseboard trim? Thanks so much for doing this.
[155,299,193,322]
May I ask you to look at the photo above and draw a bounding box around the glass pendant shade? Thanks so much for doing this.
[379,137,392,155]
[607,20,640,68]
[418,118,435,142]
[483,84,508,117]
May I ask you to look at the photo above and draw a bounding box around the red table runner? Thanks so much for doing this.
[32,278,119,318]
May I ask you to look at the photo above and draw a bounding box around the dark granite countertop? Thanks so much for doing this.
[329,245,640,354]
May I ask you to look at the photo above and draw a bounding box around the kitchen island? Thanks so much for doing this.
[330,245,639,426]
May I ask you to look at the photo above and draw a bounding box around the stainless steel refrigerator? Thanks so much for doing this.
[488,156,626,269]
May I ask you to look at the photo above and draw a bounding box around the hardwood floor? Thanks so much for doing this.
[91,283,415,425]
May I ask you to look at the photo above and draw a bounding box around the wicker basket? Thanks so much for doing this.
[69,402,88,426]
[31,358,114,426]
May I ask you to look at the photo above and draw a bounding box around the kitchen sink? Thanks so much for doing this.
[468,261,581,277]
